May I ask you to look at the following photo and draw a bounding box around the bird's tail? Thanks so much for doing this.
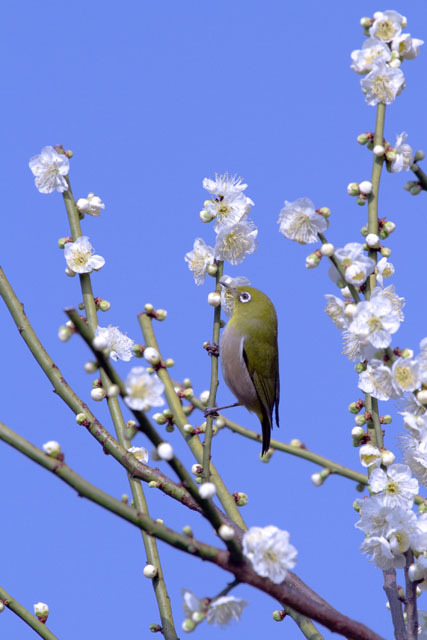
[260,411,272,456]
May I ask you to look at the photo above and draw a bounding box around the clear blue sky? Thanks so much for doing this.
[1,2,427,638]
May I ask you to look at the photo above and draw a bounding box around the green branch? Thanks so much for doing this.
[0,585,59,640]
[203,260,224,482]
[318,232,361,303]
[138,311,247,531]
[62,178,178,639]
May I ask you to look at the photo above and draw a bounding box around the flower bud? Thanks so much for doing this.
[191,463,203,476]
[383,221,396,234]
[183,405,193,416]
[164,358,174,368]
[417,390,427,405]
[58,236,71,249]
[410,184,422,195]
[347,182,359,196]
[415,150,425,162]
[192,611,205,623]
[144,347,161,365]
[65,266,76,277]
[366,233,379,248]
[97,299,110,312]
[381,449,396,466]
[404,181,415,191]
[207,292,221,307]
[218,524,235,540]
[182,525,193,537]
[311,472,323,486]
[305,253,320,269]
[389,58,401,68]
[272,609,286,622]
[360,16,372,27]
[42,441,61,458]
[128,446,149,463]
[153,412,167,425]
[360,444,381,467]
[382,415,392,424]
[356,196,367,206]
[182,618,196,632]
[199,482,216,499]
[206,264,218,276]
[183,388,194,400]
[400,348,414,359]
[183,424,194,434]
[348,401,362,414]
[373,145,385,156]
[93,335,108,351]
[107,384,120,397]
[352,426,365,440]
[84,361,98,373]
[408,562,424,582]
[76,412,89,425]
[91,387,106,401]
[357,132,371,144]
[355,414,366,426]
[234,491,249,506]
[34,602,49,622]
[165,424,174,433]
[317,206,331,218]
[355,362,367,373]
[144,303,155,314]
[199,390,210,405]
[58,325,72,342]
[359,181,372,195]
[148,481,158,488]
[183,378,192,388]
[143,564,158,579]
[157,442,174,461]
[200,209,215,223]
[155,309,167,321]
[344,303,357,319]
[380,246,392,258]
[149,624,162,633]
[320,243,334,257]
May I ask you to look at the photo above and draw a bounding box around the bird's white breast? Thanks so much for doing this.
[220,324,258,409]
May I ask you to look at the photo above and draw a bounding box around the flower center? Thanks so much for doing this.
[395,365,415,389]
[72,248,91,266]
[376,20,395,41]
[131,381,148,399]
[222,231,249,261]
[368,316,383,332]
[372,76,395,102]
[386,480,397,494]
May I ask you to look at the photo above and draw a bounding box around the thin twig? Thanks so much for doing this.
[0,585,59,640]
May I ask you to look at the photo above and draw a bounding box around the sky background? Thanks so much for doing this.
[1,2,427,638]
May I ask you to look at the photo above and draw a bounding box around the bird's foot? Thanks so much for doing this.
[204,342,219,357]
[204,406,219,418]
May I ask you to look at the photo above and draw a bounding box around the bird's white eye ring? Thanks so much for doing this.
[239,291,251,303]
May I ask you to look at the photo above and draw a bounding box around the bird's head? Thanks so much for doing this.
[219,279,277,323]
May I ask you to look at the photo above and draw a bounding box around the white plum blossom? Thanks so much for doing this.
[369,464,419,508]
[277,198,327,244]
[373,284,405,322]
[349,293,401,349]
[375,257,394,286]
[185,238,215,286]
[342,329,376,362]
[358,360,397,401]
[206,596,248,627]
[389,132,413,172]
[391,33,424,60]
[401,430,427,488]
[127,446,149,463]
[242,525,297,584]
[182,589,203,619]
[214,221,258,265]
[33,602,49,621]
[350,38,392,74]
[95,325,134,362]
[220,275,251,317]
[201,174,253,231]
[329,243,375,287]
[324,295,348,329]
[359,444,382,468]
[369,10,406,43]
[401,411,427,438]
[76,193,106,216]
[64,236,105,274]
[42,441,61,457]
[418,610,427,639]
[29,146,69,194]
[360,535,404,570]
[124,366,165,411]
[360,60,405,106]
[409,555,427,589]
[391,357,421,395]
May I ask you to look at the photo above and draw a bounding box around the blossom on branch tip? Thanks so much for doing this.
[329,242,375,287]
[95,325,134,362]
[349,291,401,350]
[75,193,105,216]
[391,33,423,60]
[201,174,253,232]
[124,366,165,411]
[185,238,215,286]
[392,357,420,394]
[369,464,419,508]
[369,10,406,42]
[29,146,69,194]
[42,441,61,458]
[360,60,405,106]
[375,257,394,286]
[242,525,297,584]
[277,198,327,244]
[214,221,258,265]
[64,236,105,274]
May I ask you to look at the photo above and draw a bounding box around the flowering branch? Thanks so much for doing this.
[0,585,58,640]
[137,310,246,530]
[203,259,224,482]
[61,173,178,639]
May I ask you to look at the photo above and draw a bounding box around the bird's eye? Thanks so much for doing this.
[239,291,251,303]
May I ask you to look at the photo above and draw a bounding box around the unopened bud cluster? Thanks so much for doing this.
[144,303,168,321]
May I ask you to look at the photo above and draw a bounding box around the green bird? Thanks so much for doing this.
[219,280,280,454]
